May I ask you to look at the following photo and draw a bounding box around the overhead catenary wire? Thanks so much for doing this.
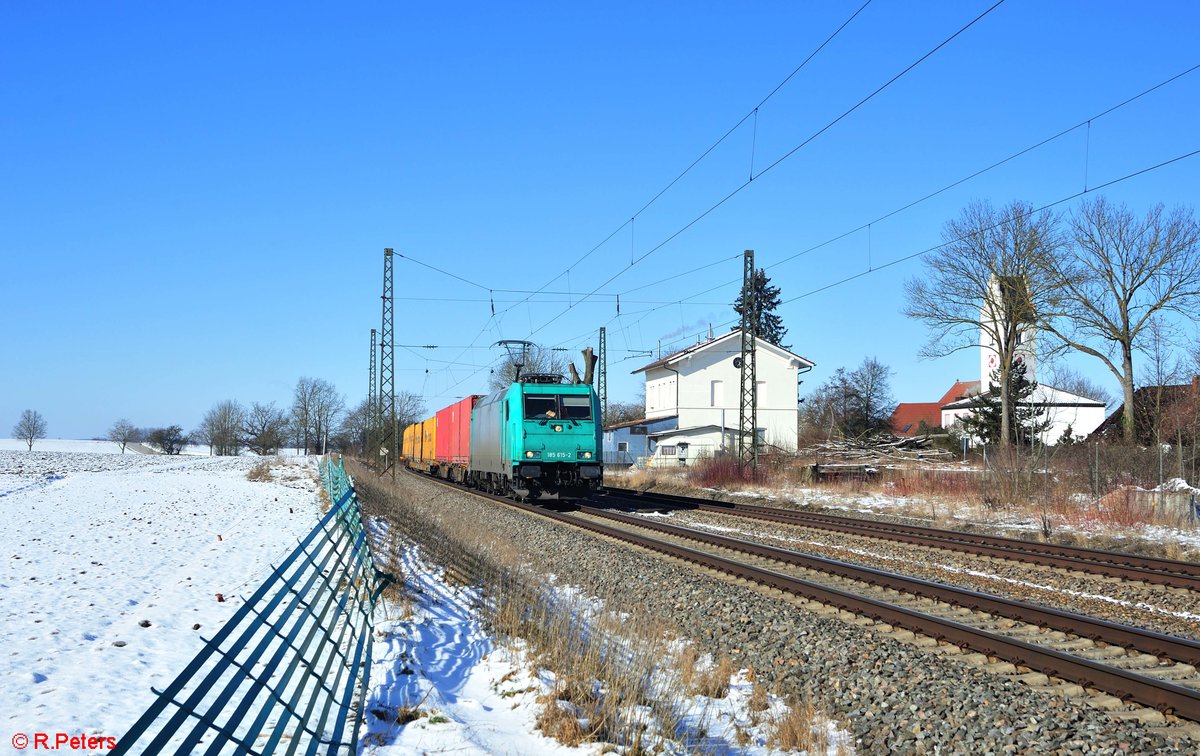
[391,28,1196,402]
[596,145,1200,355]
[523,0,1009,339]
[472,0,879,339]
[389,1,876,388]
[598,61,1200,307]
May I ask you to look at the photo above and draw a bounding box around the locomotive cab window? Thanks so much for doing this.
[560,395,591,420]
[524,395,558,419]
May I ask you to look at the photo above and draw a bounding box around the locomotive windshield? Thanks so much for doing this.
[524,395,558,419]
[559,395,592,420]
[523,394,593,420]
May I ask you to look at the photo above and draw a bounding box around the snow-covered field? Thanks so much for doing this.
[3,446,851,753]
[0,448,323,743]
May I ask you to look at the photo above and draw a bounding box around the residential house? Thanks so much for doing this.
[626,328,815,467]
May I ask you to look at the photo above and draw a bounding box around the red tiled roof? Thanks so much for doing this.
[889,403,942,436]
[938,380,981,405]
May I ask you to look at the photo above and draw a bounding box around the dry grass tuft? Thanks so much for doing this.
[536,699,586,747]
[691,655,734,698]
[246,460,273,482]
[770,698,827,753]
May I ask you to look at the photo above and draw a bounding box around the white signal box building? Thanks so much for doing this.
[633,328,814,465]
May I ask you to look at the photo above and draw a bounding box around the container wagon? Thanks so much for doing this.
[433,395,482,482]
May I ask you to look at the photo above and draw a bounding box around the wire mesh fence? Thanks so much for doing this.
[112,456,388,755]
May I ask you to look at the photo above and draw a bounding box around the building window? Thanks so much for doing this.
[710,380,724,407]
[660,445,676,456]
[617,442,628,452]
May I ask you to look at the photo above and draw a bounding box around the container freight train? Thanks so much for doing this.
[402,381,603,500]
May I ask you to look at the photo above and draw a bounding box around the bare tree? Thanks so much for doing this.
[107,418,139,453]
[905,201,1061,448]
[604,400,644,427]
[851,357,895,436]
[12,409,47,451]
[244,402,289,456]
[800,358,895,440]
[488,345,568,392]
[1040,198,1200,443]
[291,377,318,455]
[1041,366,1114,410]
[146,425,187,455]
[396,390,427,430]
[197,400,245,456]
[340,399,371,455]
[310,379,345,455]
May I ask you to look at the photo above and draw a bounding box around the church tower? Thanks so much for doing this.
[980,275,1037,391]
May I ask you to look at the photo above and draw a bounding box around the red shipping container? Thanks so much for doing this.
[435,395,482,464]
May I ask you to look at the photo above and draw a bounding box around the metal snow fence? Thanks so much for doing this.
[113,456,388,755]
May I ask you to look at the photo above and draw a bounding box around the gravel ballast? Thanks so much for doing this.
[361,470,1197,754]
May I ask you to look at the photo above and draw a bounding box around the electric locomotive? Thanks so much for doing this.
[468,375,602,500]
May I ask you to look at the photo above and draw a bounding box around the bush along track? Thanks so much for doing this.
[357,467,1198,754]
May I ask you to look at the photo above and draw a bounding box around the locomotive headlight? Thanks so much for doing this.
[577,451,593,459]
[553,425,563,432]
[526,450,541,458]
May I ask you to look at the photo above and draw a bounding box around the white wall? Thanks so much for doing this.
[642,336,802,451]
[943,385,1105,445]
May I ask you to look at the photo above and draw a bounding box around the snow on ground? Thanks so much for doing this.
[0,448,323,742]
[363,541,852,755]
[0,438,128,454]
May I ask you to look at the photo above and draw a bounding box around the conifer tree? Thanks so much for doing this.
[958,361,1051,445]
[733,269,787,346]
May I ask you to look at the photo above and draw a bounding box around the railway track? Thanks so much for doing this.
[598,486,1200,591]
[409,471,1200,725]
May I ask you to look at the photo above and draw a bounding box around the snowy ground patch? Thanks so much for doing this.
[364,543,852,754]
[0,449,323,742]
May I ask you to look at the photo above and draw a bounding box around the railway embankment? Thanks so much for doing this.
[357,467,1196,754]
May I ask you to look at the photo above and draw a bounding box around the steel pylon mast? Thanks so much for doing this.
[597,327,607,427]
[367,328,377,462]
[738,249,758,477]
[379,248,396,479]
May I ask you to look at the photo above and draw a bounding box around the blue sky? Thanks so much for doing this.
[3,1,1198,439]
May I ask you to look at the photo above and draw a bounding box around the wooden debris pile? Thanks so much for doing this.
[800,434,954,464]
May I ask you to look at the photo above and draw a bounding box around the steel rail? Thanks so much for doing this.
[578,504,1200,666]
[409,472,1200,720]
[599,487,1200,591]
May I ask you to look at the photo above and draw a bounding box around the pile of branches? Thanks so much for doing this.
[801,433,954,463]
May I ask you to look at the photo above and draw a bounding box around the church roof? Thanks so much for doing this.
[938,380,981,405]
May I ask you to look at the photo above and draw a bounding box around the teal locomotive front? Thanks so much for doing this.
[468,382,602,499]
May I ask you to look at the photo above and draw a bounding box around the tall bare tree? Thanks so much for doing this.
[1039,198,1200,442]
[291,377,318,455]
[244,402,289,456]
[198,400,245,456]
[107,418,139,453]
[311,379,345,455]
[12,409,47,451]
[905,201,1060,448]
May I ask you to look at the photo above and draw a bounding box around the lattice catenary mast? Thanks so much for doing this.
[597,326,607,426]
[379,249,396,479]
[367,327,377,463]
[737,249,758,477]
